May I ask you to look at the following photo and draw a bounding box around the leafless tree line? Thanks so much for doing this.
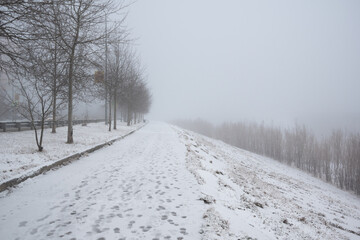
[1,0,151,151]
[95,38,151,131]
[174,119,360,195]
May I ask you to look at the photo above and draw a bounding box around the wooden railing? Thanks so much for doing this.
[0,119,104,132]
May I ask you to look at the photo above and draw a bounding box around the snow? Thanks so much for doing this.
[0,121,141,184]
[0,122,204,240]
[175,125,360,240]
[0,122,359,240]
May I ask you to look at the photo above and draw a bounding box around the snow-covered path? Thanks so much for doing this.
[1,122,360,240]
[0,122,204,240]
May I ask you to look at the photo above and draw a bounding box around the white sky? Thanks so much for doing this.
[126,0,360,132]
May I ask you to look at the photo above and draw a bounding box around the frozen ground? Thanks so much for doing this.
[175,126,360,240]
[0,121,140,184]
[0,122,359,240]
[0,122,204,240]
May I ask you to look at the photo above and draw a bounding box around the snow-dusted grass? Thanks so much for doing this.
[174,126,360,240]
[0,121,141,184]
[0,122,359,239]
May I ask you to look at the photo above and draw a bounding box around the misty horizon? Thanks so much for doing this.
[124,0,360,133]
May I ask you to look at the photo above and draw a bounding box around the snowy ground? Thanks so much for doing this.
[0,122,204,240]
[175,126,360,240]
[0,121,140,184]
[0,122,359,240]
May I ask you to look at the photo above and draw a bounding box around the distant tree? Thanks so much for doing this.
[121,60,145,126]
[107,42,132,130]
[174,119,360,195]
[132,80,151,123]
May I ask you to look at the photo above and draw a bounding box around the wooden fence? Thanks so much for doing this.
[0,119,104,132]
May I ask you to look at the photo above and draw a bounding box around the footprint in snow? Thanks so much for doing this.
[18,221,27,227]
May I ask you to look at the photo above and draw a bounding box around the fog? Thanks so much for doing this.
[126,0,360,133]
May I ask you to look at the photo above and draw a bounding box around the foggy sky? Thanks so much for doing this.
[126,0,360,132]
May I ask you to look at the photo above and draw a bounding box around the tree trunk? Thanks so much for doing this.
[33,123,40,151]
[104,13,108,126]
[127,105,131,126]
[108,95,112,131]
[67,46,75,144]
[39,117,45,152]
[52,26,57,134]
[113,90,117,129]
[105,85,108,125]
[51,87,56,133]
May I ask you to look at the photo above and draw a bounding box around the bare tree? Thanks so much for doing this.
[28,1,69,133]
[131,80,151,123]
[1,1,69,127]
[122,61,141,126]
[103,46,151,127]
[52,0,126,143]
[3,43,62,151]
[41,1,68,133]
[107,42,133,130]
[0,1,30,68]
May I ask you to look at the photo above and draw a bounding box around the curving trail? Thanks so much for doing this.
[0,122,203,240]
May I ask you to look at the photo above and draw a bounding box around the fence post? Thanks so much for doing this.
[16,122,21,131]
[1,123,6,132]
